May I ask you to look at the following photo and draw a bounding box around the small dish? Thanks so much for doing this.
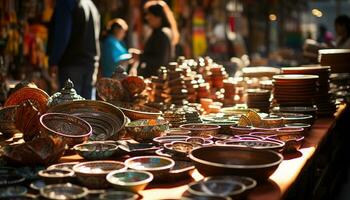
[284,123,311,134]
[169,160,195,180]
[125,119,169,142]
[180,123,220,137]
[172,141,196,155]
[40,183,88,200]
[153,135,190,144]
[117,140,159,156]
[38,169,74,184]
[203,176,257,191]
[269,134,304,152]
[73,161,127,189]
[188,180,246,197]
[47,162,80,171]
[276,127,304,135]
[30,180,46,191]
[0,186,28,198]
[222,140,285,152]
[73,142,118,160]
[106,170,153,193]
[124,156,175,179]
[98,191,139,200]
[186,137,205,145]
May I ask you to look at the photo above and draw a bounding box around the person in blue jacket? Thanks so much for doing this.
[100,18,132,77]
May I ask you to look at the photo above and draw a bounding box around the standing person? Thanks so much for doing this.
[334,15,350,49]
[131,0,179,78]
[100,18,131,77]
[48,0,100,99]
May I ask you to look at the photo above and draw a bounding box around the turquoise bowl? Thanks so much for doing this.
[125,119,169,142]
[73,142,118,160]
[106,170,153,192]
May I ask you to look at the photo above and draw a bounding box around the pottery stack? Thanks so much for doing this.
[246,89,271,113]
[282,65,335,116]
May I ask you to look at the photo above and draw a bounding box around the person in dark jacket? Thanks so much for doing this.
[132,0,179,78]
[48,0,100,99]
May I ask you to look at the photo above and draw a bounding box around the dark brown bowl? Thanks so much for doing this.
[40,113,92,147]
[48,100,127,141]
[268,134,304,153]
[189,146,283,180]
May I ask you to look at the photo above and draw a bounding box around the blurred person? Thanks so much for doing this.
[100,18,132,77]
[334,15,350,49]
[48,0,100,99]
[130,0,179,78]
[317,24,334,47]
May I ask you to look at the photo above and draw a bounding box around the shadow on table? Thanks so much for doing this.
[283,150,303,160]
[247,179,281,200]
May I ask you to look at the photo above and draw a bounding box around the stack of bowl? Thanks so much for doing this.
[246,89,271,113]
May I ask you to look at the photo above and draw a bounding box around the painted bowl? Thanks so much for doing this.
[47,162,80,171]
[110,101,162,120]
[188,180,246,197]
[268,134,304,152]
[121,76,146,95]
[48,100,127,141]
[179,123,220,137]
[73,142,118,160]
[204,176,257,191]
[0,105,19,136]
[98,191,139,200]
[124,156,175,179]
[189,146,283,180]
[220,139,285,152]
[153,135,190,144]
[39,113,92,147]
[73,161,127,189]
[40,183,88,200]
[106,170,153,192]
[125,119,169,142]
[230,126,255,136]
[38,169,74,184]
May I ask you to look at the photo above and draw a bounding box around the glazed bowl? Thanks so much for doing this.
[110,101,162,120]
[72,161,127,189]
[189,146,283,180]
[98,191,140,200]
[166,141,197,156]
[38,169,74,184]
[165,129,191,136]
[284,123,312,135]
[268,134,304,152]
[39,113,92,147]
[272,112,314,124]
[179,124,220,137]
[203,176,257,191]
[230,126,255,136]
[124,156,175,179]
[40,183,88,200]
[220,140,285,152]
[261,116,284,128]
[276,127,304,135]
[73,142,118,160]
[153,135,190,144]
[188,180,246,197]
[125,119,169,142]
[106,170,153,192]
[47,162,80,171]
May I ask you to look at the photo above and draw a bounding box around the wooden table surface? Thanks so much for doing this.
[59,104,346,200]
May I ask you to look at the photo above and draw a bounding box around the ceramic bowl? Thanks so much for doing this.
[47,162,80,171]
[124,156,175,179]
[0,105,19,136]
[188,180,246,197]
[220,139,284,152]
[179,124,220,137]
[276,127,304,135]
[106,170,153,192]
[73,142,118,160]
[189,146,283,180]
[274,106,318,118]
[203,176,257,191]
[165,129,191,136]
[73,161,127,189]
[261,116,284,128]
[48,100,127,141]
[38,169,74,184]
[268,134,304,152]
[0,186,27,198]
[272,112,314,124]
[121,76,146,95]
[117,141,159,156]
[40,183,88,200]
[153,135,190,144]
[98,191,139,200]
[110,101,162,120]
[125,119,169,142]
[230,126,255,136]
[284,123,312,134]
[170,141,197,156]
[249,132,277,138]
[39,113,92,147]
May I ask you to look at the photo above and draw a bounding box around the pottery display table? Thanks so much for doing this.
[58,104,348,200]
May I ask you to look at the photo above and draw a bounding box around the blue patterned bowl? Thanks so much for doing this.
[73,142,118,160]
[106,170,153,192]
[73,161,127,189]
[125,119,169,142]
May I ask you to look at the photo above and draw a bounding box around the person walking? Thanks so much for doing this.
[48,0,100,99]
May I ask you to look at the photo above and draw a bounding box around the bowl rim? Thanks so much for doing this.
[72,142,119,152]
[124,156,175,171]
[125,119,169,128]
[114,102,162,115]
[38,168,74,178]
[179,123,221,131]
[284,123,311,128]
[221,139,285,149]
[153,135,190,144]
[187,179,246,197]
[72,160,126,175]
[189,146,283,169]
[106,170,154,186]
[47,162,80,170]
[40,183,88,200]
[268,134,305,142]
[40,113,92,138]
[203,175,257,190]
[276,127,304,133]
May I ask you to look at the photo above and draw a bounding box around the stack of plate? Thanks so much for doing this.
[282,65,335,116]
[272,74,319,107]
[246,89,271,113]
[319,49,350,73]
